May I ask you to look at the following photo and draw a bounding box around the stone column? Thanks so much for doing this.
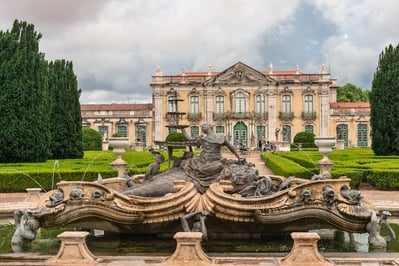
[319,86,330,136]
[268,91,277,141]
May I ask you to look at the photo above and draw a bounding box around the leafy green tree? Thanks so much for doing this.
[82,127,102,150]
[293,131,316,148]
[0,20,51,162]
[337,83,369,102]
[370,44,399,155]
[48,59,83,159]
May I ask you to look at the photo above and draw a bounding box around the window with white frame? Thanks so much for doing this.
[234,92,246,113]
[256,94,265,113]
[282,95,291,113]
[167,95,177,112]
[215,95,224,113]
[190,95,199,114]
[304,94,313,113]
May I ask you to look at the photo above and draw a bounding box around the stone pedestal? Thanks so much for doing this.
[336,139,344,150]
[25,188,41,204]
[47,231,101,265]
[281,232,333,266]
[101,141,109,151]
[164,232,211,266]
[279,141,291,152]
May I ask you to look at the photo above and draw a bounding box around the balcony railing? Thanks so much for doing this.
[231,112,252,119]
[301,111,316,120]
[279,111,294,120]
[187,112,202,122]
[253,112,268,121]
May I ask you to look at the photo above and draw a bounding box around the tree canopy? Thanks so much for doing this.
[337,83,369,102]
[0,20,51,162]
[370,44,399,155]
[0,20,83,162]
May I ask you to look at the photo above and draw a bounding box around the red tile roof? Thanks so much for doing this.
[330,102,370,108]
[81,103,153,111]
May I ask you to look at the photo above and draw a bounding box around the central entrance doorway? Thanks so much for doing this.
[233,121,248,148]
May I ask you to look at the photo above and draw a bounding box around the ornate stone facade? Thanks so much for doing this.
[150,61,367,149]
[80,62,371,149]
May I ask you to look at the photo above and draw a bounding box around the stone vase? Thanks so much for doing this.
[314,136,335,176]
[109,137,129,177]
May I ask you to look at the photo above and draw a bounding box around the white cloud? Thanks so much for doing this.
[1,0,398,102]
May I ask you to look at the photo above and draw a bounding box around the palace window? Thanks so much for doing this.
[190,96,200,114]
[282,95,291,113]
[117,125,128,137]
[256,94,266,113]
[215,95,224,113]
[167,95,177,112]
[304,125,314,133]
[215,126,224,134]
[304,95,313,113]
[191,126,199,138]
[234,92,246,113]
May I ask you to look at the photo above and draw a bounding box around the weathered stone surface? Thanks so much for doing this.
[280,232,333,266]
[164,232,211,266]
[46,231,102,265]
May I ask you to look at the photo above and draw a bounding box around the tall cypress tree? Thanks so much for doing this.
[48,59,83,159]
[0,20,50,162]
[370,44,399,155]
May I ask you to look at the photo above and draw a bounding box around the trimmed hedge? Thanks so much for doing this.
[262,149,399,189]
[0,150,167,192]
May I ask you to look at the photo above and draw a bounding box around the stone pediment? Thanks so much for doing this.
[204,61,276,86]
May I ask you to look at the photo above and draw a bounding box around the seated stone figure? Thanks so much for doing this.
[180,124,243,193]
[123,124,245,197]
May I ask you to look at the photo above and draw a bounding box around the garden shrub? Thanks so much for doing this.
[82,127,102,151]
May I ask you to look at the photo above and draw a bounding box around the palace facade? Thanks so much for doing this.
[81,61,371,150]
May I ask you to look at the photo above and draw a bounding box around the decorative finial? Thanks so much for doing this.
[207,64,212,75]
[269,62,273,74]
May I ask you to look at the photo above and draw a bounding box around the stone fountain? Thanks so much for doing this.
[11,129,395,252]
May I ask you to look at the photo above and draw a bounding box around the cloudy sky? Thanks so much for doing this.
[1,0,398,104]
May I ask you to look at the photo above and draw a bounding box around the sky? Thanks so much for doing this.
[1,0,398,104]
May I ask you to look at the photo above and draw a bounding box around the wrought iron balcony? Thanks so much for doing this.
[279,111,294,120]
[253,112,268,121]
[187,112,202,122]
[231,112,252,119]
[301,111,316,120]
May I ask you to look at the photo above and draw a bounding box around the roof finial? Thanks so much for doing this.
[269,62,273,74]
